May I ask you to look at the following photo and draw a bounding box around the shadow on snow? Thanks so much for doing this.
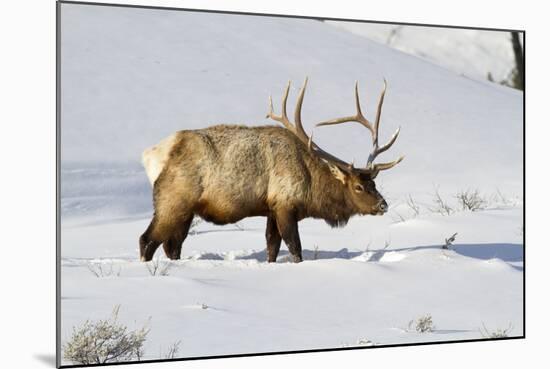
[194,242,523,267]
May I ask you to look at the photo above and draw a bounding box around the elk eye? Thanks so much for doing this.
[354,184,364,192]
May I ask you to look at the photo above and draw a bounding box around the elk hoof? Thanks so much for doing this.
[292,255,303,263]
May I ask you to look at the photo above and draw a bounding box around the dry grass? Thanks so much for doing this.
[429,188,454,216]
[146,258,173,276]
[86,261,121,278]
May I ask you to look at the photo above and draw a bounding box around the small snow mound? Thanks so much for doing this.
[192,252,223,261]
[181,303,211,310]
[482,258,512,269]
[223,249,258,261]
[351,250,407,263]
[341,338,376,347]
[351,252,372,262]
[379,251,407,263]
[356,338,375,346]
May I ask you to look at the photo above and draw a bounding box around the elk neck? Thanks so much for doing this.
[307,160,358,227]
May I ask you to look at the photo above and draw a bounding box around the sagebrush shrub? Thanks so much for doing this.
[409,314,435,333]
[480,323,513,338]
[455,189,487,211]
[63,306,149,365]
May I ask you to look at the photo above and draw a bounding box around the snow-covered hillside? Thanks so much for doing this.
[326,21,520,83]
[59,3,523,365]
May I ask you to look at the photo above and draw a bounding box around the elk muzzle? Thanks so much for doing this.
[376,199,388,215]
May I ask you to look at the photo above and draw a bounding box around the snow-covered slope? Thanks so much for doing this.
[326,21,519,83]
[59,3,523,364]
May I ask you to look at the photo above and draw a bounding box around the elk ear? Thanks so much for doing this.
[328,164,348,185]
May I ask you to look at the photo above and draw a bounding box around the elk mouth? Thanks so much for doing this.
[374,200,388,215]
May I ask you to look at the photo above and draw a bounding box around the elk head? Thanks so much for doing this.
[266,78,404,216]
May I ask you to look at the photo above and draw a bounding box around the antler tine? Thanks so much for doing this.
[372,79,386,147]
[359,155,404,178]
[267,79,354,173]
[367,126,401,165]
[366,79,402,167]
[314,79,403,176]
[374,155,404,171]
[353,81,375,134]
[266,81,292,131]
[281,80,290,123]
[294,77,311,143]
[315,81,374,134]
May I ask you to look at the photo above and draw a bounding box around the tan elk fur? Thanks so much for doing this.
[144,124,382,226]
[139,80,402,263]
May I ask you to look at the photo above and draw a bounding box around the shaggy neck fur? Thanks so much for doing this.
[307,159,359,228]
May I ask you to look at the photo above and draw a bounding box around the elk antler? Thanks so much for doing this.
[266,79,310,145]
[266,78,357,173]
[316,80,404,177]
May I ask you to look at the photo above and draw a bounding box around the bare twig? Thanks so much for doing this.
[364,240,372,253]
[406,194,420,216]
[146,258,173,276]
[479,322,513,338]
[391,211,407,224]
[386,26,403,45]
[162,340,181,359]
[429,187,454,215]
[455,189,487,211]
[492,189,519,208]
[87,261,121,278]
[443,232,458,250]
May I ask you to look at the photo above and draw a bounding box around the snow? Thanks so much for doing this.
[59,3,523,364]
[325,21,520,83]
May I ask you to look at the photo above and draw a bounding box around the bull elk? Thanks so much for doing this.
[139,79,403,263]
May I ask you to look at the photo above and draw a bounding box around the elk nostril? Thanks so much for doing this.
[379,201,388,212]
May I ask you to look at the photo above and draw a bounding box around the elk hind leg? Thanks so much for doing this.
[140,211,189,261]
[162,216,194,260]
[139,216,162,262]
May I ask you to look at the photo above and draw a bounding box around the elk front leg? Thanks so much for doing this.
[162,216,194,260]
[162,239,176,260]
[266,215,282,263]
[275,210,303,263]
